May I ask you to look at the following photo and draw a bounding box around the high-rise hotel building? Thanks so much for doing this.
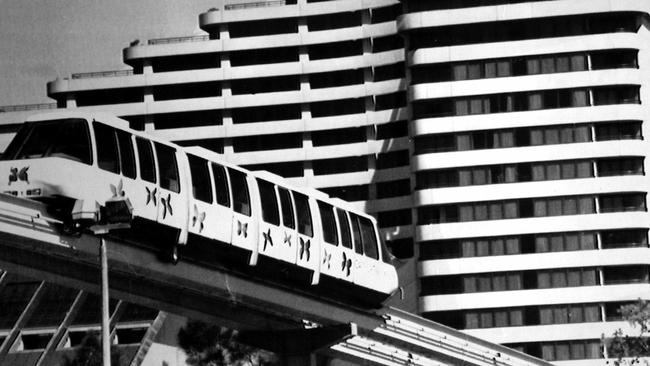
[0,0,648,363]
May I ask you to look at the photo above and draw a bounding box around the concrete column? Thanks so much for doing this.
[220,23,230,41]
[143,59,153,75]
[65,94,77,108]
[144,114,155,132]
[143,86,154,103]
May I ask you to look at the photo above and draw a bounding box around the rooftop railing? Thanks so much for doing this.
[0,103,58,113]
[147,35,209,45]
[225,0,286,10]
[71,70,134,79]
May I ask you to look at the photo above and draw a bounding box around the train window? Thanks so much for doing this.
[358,216,379,260]
[188,155,213,203]
[318,201,338,245]
[3,119,92,165]
[94,122,119,174]
[116,130,136,179]
[257,179,280,226]
[229,169,251,216]
[278,187,295,229]
[154,143,180,193]
[135,137,156,183]
[293,192,313,237]
[336,209,352,249]
[211,163,230,207]
[350,214,363,255]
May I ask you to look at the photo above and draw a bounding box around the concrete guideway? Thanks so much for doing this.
[0,193,552,366]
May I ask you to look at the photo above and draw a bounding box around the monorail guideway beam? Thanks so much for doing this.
[0,194,553,366]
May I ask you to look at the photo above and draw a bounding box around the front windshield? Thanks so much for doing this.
[2,118,92,164]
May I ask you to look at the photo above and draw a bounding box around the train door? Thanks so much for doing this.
[134,137,158,223]
[293,191,319,284]
[93,122,138,216]
[153,143,186,232]
[228,168,256,263]
[256,178,283,262]
[335,209,356,283]
[277,187,298,263]
[350,213,380,291]
[187,155,218,240]
[317,201,343,281]
[209,162,232,244]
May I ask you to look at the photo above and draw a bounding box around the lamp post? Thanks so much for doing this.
[88,196,133,366]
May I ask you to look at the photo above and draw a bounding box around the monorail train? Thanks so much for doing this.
[0,111,398,306]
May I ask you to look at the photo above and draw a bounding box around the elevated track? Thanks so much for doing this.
[0,194,552,366]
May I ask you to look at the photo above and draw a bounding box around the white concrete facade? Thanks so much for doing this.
[403,0,650,363]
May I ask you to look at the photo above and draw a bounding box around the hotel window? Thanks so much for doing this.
[418,196,597,224]
[414,86,636,119]
[464,308,524,329]
[536,268,598,289]
[463,272,523,293]
[459,237,521,257]
[533,196,595,217]
[602,265,649,285]
[539,304,601,325]
[591,49,638,70]
[531,160,593,181]
[593,86,640,105]
[601,229,648,249]
[598,193,646,213]
[595,121,642,141]
[530,125,591,145]
[604,301,634,321]
[412,49,640,84]
[534,232,597,253]
[597,157,644,176]
[542,340,602,361]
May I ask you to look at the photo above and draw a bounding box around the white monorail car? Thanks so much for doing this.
[0,112,398,306]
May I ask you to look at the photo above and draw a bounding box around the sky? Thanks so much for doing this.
[0,0,217,106]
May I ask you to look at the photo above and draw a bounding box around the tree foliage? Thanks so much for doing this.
[178,320,277,366]
[61,331,121,366]
[607,299,650,365]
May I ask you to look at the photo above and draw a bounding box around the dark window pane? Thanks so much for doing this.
[154,143,180,193]
[278,187,295,229]
[135,137,156,183]
[357,215,379,259]
[94,122,119,173]
[318,201,338,245]
[188,155,212,203]
[4,118,92,165]
[294,192,313,237]
[257,179,280,225]
[337,209,352,249]
[116,130,136,178]
[229,169,251,216]
[212,163,230,207]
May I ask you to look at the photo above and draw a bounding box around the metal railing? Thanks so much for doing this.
[0,103,58,113]
[147,35,209,45]
[71,70,133,79]
[225,0,286,10]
